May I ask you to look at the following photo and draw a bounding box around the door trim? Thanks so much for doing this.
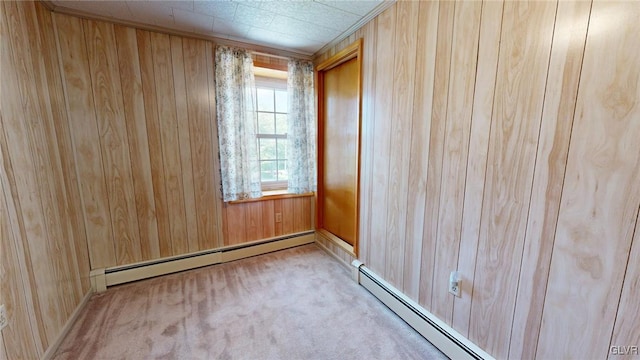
[316,39,363,257]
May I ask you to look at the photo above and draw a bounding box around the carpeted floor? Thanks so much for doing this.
[54,244,447,359]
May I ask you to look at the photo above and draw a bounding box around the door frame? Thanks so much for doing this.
[315,39,363,257]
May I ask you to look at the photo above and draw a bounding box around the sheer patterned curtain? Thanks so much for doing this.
[214,45,262,201]
[287,59,316,193]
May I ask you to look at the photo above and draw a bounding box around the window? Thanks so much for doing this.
[255,69,288,190]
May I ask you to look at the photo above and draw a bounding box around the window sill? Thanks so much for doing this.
[227,191,314,204]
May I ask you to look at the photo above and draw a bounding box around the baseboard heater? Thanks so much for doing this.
[91,231,315,291]
[352,261,494,360]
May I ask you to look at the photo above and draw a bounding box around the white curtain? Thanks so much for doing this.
[287,59,316,193]
[214,45,262,201]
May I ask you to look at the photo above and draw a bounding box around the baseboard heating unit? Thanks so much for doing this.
[352,260,494,360]
[90,232,315,292]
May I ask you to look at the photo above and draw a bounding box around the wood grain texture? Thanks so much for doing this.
[469,2,557,357]
[537,1,640,358]
[55,13,116,269]
[1,2,91,357]
[183,38,219,251]
[367,6,395,275]
[170,35,199,254]
[383,0,419,288]
[402,0,439,301]
[150,32,189,256]
[431,1,482,325]
[419,1,454,311]
[321,57,359,246]
[113,25,161,261]
[609,211,640,360]
[84,19,142,266]
[508,2,591,358]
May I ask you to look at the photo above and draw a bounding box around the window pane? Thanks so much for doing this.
[275,90,288,113]
[257,112,275,134]
[261,161,277,182]
[275,114,287,135]
[276,139,287,159]
[259,138,276,160]
[257,88,274,112]
[277,160,288,180]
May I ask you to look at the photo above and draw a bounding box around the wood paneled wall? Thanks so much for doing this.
[222,196,313,246]
[317,1,640,359]
[0,2,91,358]
[53,13,224,268]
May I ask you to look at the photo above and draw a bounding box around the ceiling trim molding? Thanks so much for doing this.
[42,2,313,60]
[313,0,396,58]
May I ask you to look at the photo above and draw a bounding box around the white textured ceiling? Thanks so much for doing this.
[49,0,387,56]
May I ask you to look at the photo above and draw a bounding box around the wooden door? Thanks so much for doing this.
[317,40,362,254]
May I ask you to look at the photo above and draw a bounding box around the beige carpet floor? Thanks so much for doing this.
[54,244,447,359]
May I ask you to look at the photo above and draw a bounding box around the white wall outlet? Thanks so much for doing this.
[449,271,461,297]
[275,212,282,223]
[0,304,8,331]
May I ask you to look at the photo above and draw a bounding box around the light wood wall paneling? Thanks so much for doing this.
[508,1,591,358]
[469,2,557,357]
[150,32,189,256]
[0,172,41,359]
[4,2,75,343]
[245,202,264,241]
[84,19,142,266]
[170,35,200,253]
[183,37,220,251]
[358,21,376,267]
[419,1,454,311]
[224,203,246,245]
[136,29,173,258]
[537,1,640,358]
[402,0,439,301]
[261,199,276,239]
[281,198,295,235]
[383,0,419,289]
[113,25,161,261]
[609,210,640,360]
[431,1,482,325]
[274,199,283,236]
[452,0,504,337]
[55,13,116,269]
[0,5,46,356]
[36,4,91,294]
[368,6,396,275]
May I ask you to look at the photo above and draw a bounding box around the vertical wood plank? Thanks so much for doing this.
[537,1,640,358]
[183,38,219,251]
[245,202,263,241]
[384,0,419,289]
[453,0,504,337]
[274,199,283,236]
[508,2,591,358]
[261,199,276,239]
[55,13,116,269]
[419,1,454,311]
[224,204,246,246]
[137,29,172,258]
[114,25,161,261]
[402,0,439,301]
[368,6,396,275]
[84,19,142,266]
[358,20,376,267]
[150,32,189,256]
[609,213,640,360]
[36,3,90,294]
[170,35,199,253]
[281,198,295,235]
[469,2,557,357]
[431,1,482,325]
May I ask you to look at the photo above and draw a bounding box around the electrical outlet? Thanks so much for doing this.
[275,212,282,223]
[0,304,8,331]
[449,271,461,297]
